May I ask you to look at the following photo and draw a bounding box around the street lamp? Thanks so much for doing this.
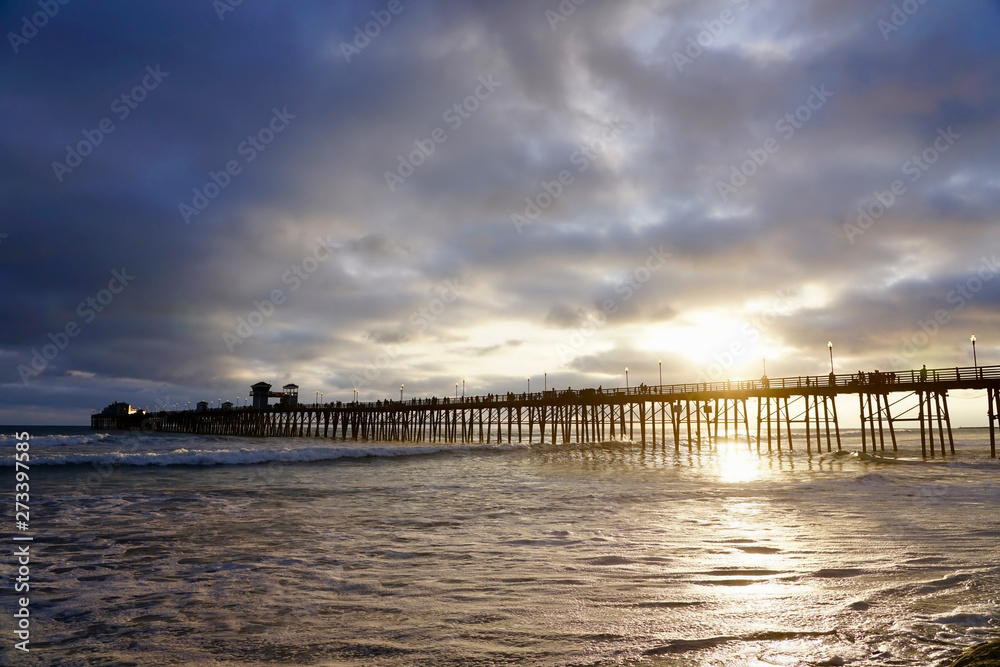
[658,358,662,388]
[625,366,629,392]
[462,378,466,398]
[400,384,404,401]
[320,392,323,405]
[828,341,834,373]
[971,334,977,367]
[526,376,530,394]
[353,388,358,403]
[544,371,547,392]
[455,382,459,399]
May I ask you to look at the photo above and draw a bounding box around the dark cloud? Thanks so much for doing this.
[2,0,999,423]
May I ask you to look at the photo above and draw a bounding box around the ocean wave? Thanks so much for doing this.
[846,471,895,486]
[932,611,996,627]
[0,442,528,468]
[0,432,112,448]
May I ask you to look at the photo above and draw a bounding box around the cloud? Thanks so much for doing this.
[1,0,999,423]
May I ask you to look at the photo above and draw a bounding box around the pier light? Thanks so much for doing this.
[527,376,530,393]
[828,341,834,374]
[456,382,459,399]
[658,358,662,388]
[972,334,978,367]
[462,378,466,398]
[544,371,547,392]
[400,384,404,401]
[625,367,629,391]
[320,392,323,404]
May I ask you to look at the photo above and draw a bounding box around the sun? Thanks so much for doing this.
[637,310,788,378]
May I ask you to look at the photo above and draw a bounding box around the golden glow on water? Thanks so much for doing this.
[703,497,823,647]
[715,440,763,483]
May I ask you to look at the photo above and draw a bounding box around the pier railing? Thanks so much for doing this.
[402,364,1000,405]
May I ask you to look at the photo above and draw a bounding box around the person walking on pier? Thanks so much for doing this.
[920,364,928,382]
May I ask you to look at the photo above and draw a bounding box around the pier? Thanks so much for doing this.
[91,364,1000,458]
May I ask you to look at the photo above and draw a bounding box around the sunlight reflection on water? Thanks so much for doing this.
[715,439,764,483]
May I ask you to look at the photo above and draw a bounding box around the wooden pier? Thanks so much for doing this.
[91,364,1000,458]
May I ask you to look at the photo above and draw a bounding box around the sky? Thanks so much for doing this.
[2,0,1000,425]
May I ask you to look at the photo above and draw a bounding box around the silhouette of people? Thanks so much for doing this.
[920,364,928,382]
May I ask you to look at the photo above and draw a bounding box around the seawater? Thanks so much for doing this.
[1,426,998,666]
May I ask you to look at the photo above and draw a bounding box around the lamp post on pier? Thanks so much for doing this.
[400,384,404,402]
[544,371,547,392]
[462,378,466,399]
[526,376,530,394]
[972,334,978,368]
[658,358,662,388]
[828,341,834,373]
[625,367,629,392]
[455,383,458,400]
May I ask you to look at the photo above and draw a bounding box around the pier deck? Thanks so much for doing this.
[92,365,1000,458]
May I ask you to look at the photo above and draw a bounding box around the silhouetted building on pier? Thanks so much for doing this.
[250,381,299,409]
[101,401,140,416]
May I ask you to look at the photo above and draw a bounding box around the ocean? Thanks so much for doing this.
[1,425,998,666]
